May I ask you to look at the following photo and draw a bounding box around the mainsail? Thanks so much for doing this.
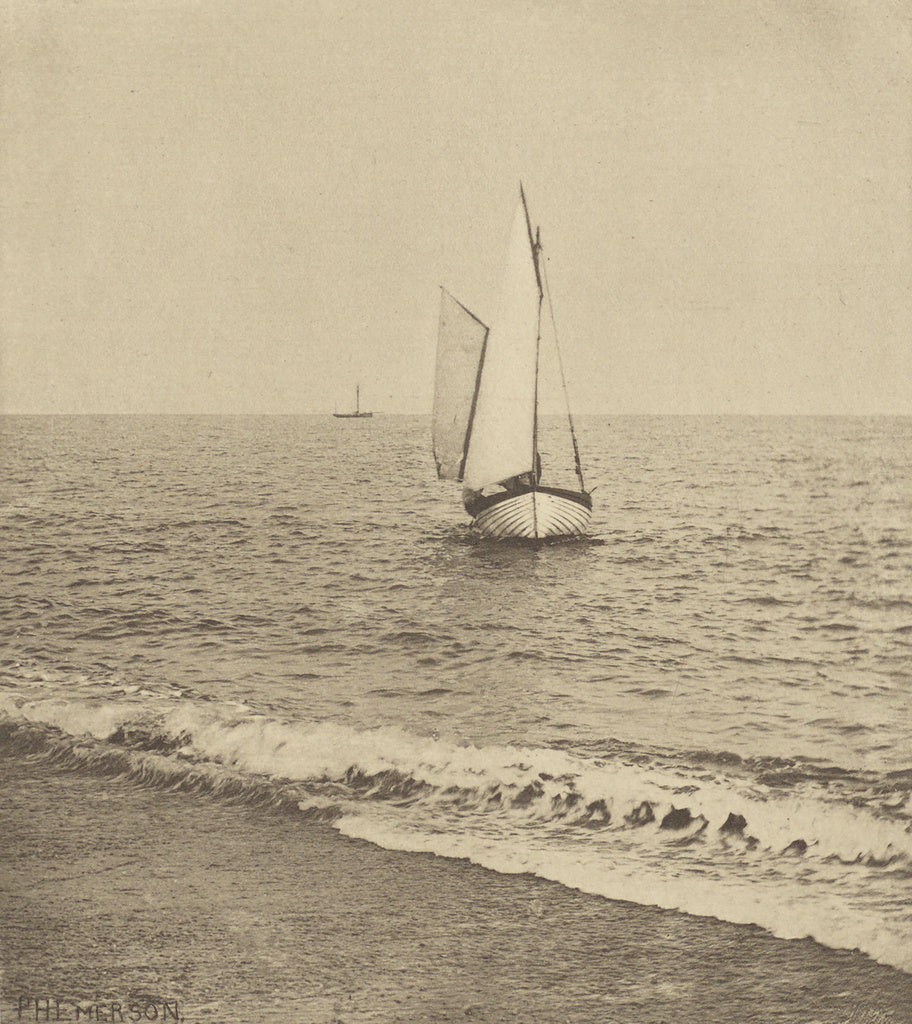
[433,290,489,481]
[461,197,542,492]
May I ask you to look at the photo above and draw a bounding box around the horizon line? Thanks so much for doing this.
[3,410,912,419]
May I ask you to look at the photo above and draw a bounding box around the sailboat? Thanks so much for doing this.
[432,185,592,540]
[333,384,373,419]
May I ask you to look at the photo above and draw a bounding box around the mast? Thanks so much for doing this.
[520,184,544,487]
[355,384,360,414]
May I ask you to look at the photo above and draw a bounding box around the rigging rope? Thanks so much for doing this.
[542,257,587,493]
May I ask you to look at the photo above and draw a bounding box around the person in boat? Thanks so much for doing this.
[501,454,542,494]
[502,472,534,494]
[463,456,543,511]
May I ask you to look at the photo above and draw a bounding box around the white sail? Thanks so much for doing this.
[462,198,541,491]
[433,290,488,481]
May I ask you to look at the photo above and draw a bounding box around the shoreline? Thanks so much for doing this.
[3,755,911,1024]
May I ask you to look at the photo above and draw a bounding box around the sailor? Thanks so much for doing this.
[501,454,541,493]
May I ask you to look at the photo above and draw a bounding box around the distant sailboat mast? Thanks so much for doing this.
[333,382,373,418]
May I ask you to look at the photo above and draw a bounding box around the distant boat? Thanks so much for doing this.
[333,384,373,419]
[432,184,591,540]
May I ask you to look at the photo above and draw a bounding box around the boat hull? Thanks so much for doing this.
[466,487,591,540]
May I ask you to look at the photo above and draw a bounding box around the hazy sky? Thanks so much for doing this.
[2,0,910,414]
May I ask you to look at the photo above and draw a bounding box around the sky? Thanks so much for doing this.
[2,0,910,415]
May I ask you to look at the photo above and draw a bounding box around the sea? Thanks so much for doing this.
[2,413,911,979]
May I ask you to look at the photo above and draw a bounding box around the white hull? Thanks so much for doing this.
[472,490,591,540]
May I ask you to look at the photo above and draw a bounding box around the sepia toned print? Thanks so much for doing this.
[2,2,910,1023]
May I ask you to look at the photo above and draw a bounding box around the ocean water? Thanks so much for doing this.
[2,413,911,976]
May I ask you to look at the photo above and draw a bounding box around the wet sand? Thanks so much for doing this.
[2,756,911,1024]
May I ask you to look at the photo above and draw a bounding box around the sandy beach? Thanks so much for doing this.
[3,755,911,1024]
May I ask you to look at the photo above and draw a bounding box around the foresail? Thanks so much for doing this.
[462,197,541,491]
[433,289,489,481]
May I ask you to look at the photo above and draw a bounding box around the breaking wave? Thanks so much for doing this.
[1,684,910,975]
